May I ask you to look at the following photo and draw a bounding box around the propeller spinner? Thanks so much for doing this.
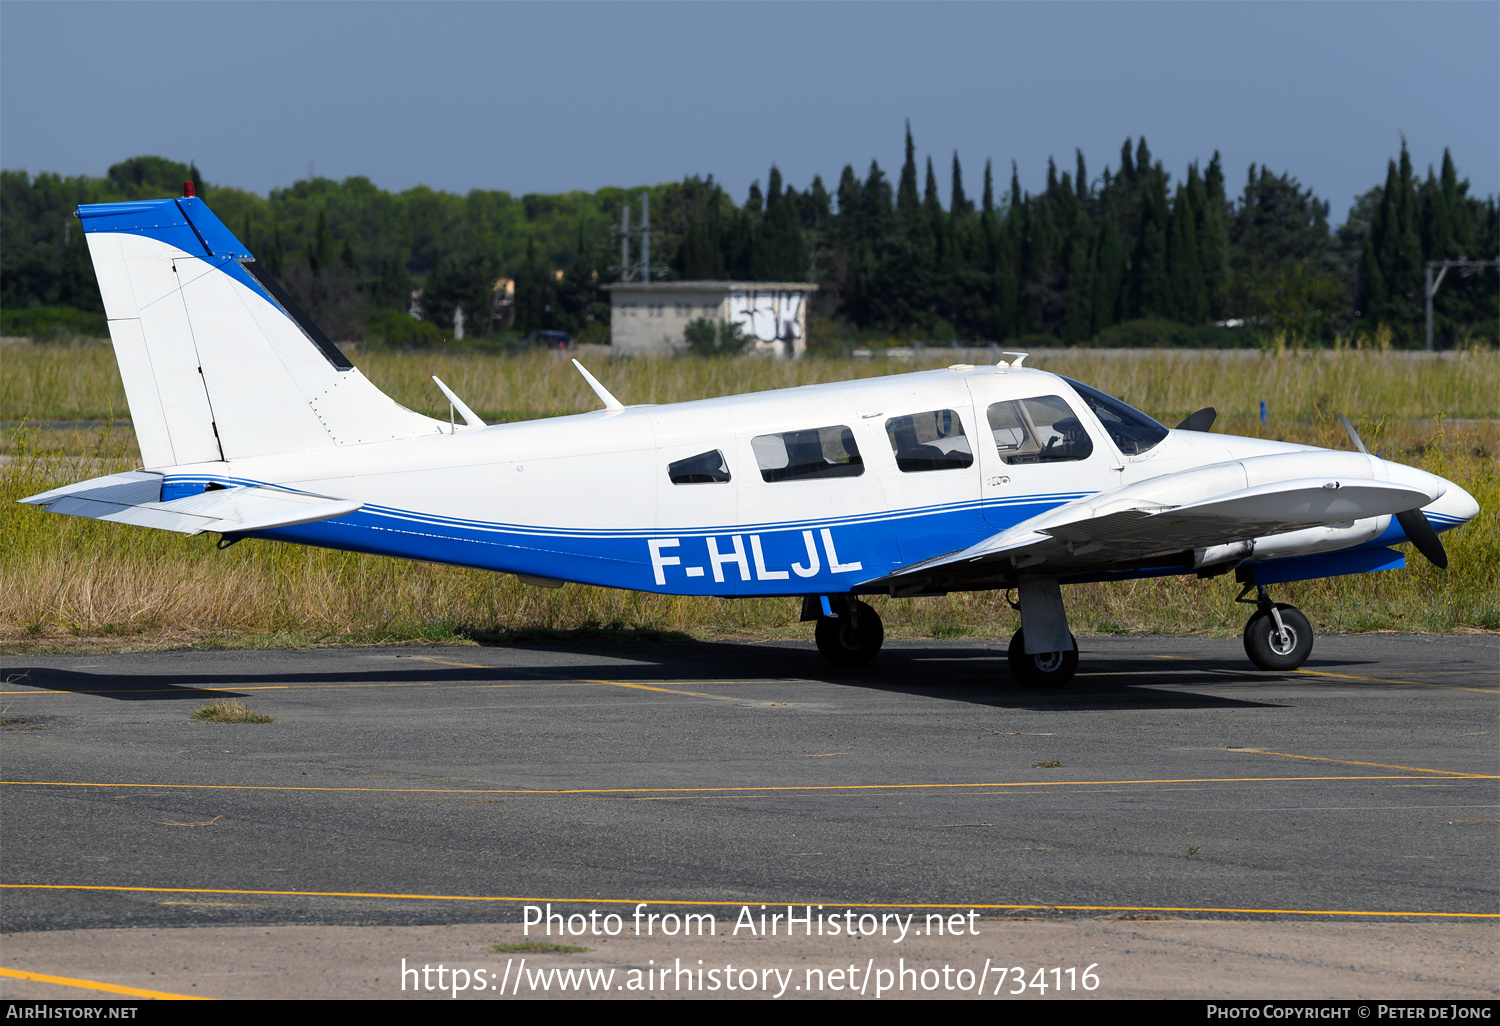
[1339,414,1447,569]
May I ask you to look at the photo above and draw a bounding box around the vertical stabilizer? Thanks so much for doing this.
[78,197,441,468]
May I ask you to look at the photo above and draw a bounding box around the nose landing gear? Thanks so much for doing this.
[1238,585,1313,671]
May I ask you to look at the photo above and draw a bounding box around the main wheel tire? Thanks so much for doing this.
[1006,628,1079,688]
[814,600,884,666]
[1242,603,1313,671]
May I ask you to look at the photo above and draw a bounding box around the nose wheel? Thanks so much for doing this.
[1239,585,1313,671]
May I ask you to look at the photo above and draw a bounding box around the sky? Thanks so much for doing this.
[2,2,1496,226]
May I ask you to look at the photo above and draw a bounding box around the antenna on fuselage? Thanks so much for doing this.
[431,376,485,431]
[572,359,625,411]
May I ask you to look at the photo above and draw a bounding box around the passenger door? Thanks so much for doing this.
[966,379,1114,530]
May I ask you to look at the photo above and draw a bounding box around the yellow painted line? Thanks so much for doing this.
[1237,748,1489,778]
[1292,668,1498,695]
[0,965,208,1000]
[583,679,744,702]
[1,884,1491,920]
[4,773,1495,798]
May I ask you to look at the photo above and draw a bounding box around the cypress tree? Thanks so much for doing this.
[1441,149,1475,253]
[1421,166,1453,264]
[1360,160,1400,323]
[679,186,726,279]
[1135,138,1153,178]
[1393,143,1423,318]
[1168,184,1206,323]
[751,166,806,280]
[1133,163,1171,318]
[993,163,1024,338]
[749,167,781,279]
[835,164,861,249]
[803,175,831,233]
[897,122,920,213]
[950,152,971,215]
[723,206,753,280]
[923,156,945,266]
[980,159,1000,274]
[1060,205,1094,342]
[1197,155,1231,318]
[1091,196,1124,333]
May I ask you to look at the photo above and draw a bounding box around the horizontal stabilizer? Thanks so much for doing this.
[21,472,361,536]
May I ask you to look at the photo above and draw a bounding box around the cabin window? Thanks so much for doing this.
[986,396,1094,464]
[752,425,864,482]
[668,450,731,484]
[885,409,974,472]
[1061,377,1169,455]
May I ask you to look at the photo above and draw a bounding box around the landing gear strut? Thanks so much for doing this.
[810,596,885,666]
[1006,578,1079,688]
[1238,585,1313,671]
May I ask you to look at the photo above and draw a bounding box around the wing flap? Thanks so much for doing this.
[20,472,361,536]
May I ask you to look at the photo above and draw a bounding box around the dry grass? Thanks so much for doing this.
[2,346,1496,652]
[190,699,274,724]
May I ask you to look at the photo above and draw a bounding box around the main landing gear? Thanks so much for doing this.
[1006,628,1079,688]
[1238,585,1313,671]
[808,596,885,666]
[1006,577,1079,688]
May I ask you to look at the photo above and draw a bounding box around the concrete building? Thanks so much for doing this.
[604,281,818,357]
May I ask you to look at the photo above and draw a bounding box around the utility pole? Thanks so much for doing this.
[641,193,651,284]
[619,205,631,282]
[611,194,664,283]
[1425,258,1500,351]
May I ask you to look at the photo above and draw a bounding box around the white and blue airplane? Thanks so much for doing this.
[20,193,1480,686]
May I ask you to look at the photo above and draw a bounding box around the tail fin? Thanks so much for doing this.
[78,197,440,468]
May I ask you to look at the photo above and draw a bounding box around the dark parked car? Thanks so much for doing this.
[527,330,575,350]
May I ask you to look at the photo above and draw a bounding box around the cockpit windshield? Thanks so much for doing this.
[1061,377,1169,456]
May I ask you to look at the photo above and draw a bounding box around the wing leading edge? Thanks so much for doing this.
[872,451,1440,594]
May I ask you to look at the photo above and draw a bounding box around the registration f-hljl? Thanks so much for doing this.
[22,193,1480,685]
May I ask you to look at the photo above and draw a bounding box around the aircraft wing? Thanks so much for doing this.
[873,452,1440,593]
[20,471,362,536]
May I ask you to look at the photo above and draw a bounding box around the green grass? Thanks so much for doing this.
[2,346,1496,652]
[486,942,591,954]
[190,699,274,723]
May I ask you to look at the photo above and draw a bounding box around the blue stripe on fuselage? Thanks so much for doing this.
[173,476,1078,596]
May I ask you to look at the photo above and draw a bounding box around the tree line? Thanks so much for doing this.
[2,133,1495,347]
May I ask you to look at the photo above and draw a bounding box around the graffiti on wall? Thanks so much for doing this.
[728,291,804,346]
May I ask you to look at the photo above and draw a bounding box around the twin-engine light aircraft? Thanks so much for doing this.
[22,193,1479,686]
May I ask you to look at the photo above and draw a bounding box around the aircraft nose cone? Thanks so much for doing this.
[1428,478,1479,532]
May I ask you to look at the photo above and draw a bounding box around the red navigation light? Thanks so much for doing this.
[184,180,196,198]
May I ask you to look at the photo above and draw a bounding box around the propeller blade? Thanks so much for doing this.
[1175,407,1217,432]
[1339,414,1370,455]
[1395,508,1448,569]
